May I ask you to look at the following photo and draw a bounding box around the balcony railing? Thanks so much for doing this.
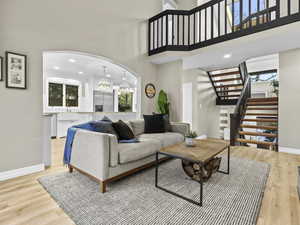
[148,0,300,56]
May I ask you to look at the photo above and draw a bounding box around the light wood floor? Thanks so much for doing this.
[0,139,300,225]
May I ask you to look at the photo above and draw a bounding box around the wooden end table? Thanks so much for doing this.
[155,139,230,206]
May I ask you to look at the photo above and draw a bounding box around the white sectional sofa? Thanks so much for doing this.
[69,119,190,193]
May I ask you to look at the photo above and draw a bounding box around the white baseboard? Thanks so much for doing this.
[0,164,45,181]
[279,146,300,155]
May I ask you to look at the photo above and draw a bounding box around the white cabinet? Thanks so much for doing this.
[56,113,92,138]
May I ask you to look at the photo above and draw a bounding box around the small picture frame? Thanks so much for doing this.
[0,56,3,81]
[145,83,156,99]
[6,51,27,89]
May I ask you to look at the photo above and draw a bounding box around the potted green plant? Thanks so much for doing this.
[185,131,198,147]
[157,90,170,115]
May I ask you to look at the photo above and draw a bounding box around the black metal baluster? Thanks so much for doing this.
[288,0,291,16]
[211,5,214,39]
[257,0,260,25]
[266,0,269,22]
[152,22,155,50]
[249,0,252,27]
[218,2,220,37]
[172,14,174,45]
[276,0,280,19]
[199,10,202,43]
[232,0,234,32]
[240,0,243,30]
[225,0,228,34]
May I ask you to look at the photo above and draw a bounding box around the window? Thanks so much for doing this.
[228,0,266,27]
[66,85,79,107]
[118,91,133,112]
[250,69,277,82]
[48,82,79,108]
[48,83,63,106]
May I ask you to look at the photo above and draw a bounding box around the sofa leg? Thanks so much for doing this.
[100,181,106,193]
[69,165,73,173]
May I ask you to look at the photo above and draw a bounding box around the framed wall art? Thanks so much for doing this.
[6,51,27,89]
[145,83,156,98]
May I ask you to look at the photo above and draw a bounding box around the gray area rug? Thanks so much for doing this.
[39,157,269,225]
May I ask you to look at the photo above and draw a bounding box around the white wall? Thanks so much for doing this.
[157,60,220,137]
[182,69,220,138]
[156,61,183,121]
[279,48,300,149]
[247,54,279,73]
[0,0,162,173]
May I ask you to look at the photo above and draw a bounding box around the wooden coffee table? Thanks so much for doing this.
[155,139,230,206]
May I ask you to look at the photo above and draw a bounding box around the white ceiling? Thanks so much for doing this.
[43,51,137,87]
[149,21,300,71]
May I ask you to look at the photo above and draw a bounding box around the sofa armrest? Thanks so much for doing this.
[171,122,190,136]
[71,129,119,181]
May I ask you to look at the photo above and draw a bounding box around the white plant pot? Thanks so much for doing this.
[185,138,195,147]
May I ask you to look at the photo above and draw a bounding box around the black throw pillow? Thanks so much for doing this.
[143,114,165,133]
[151,113,172,132]
[112,120,135,140]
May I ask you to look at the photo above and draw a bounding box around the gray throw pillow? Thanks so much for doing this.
[90,117,118,138]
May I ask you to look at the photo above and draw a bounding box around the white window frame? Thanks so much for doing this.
[46,77,81,112]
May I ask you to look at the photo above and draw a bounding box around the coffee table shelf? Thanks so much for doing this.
[155,139,230,206]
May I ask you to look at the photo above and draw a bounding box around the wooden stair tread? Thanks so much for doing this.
[217,89,242,93]
[215,84,243,89]
[213,78,242,83]
[245,113,278,116]
[236,138,276,146]
[246,107,278,110]
[239,131,277,138]
[240,124,278,130]
[242,118,278,122]
[248,97,278,102]
[247,101,278,106]
[210,71,240,78]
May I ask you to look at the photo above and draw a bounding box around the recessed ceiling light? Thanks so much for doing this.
[69,59,76,63]
[53,66,60,70]
[78,71,83,75]
[106,74,111,78]
[122,77,126,81]
[224,54,231,59]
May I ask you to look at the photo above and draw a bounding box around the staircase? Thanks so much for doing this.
[208,68,244,105]
[208,62,281,151]
[236,97,278,150]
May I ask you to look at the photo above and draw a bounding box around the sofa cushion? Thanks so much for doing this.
[139,132,184,148]
[112,120,135,141]
[129,120,145,136]
[144,114,165,133]
[90,119,118,137]
[118,139,162,164]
